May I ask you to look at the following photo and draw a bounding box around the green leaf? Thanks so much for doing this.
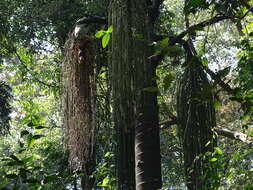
[210,157,218,162]
[248,130,253,137]
[102,33,110,48]
[214,147,223,155]
[27,134,35,148]
[95,30,105,38]
[154,38,169,54]
[143,86,159,92]
[107,26,113,33]
[201,58,208,67]
[104,152,111,158]
[23,155,41,163]
[158,38,169,48]
[101,177,109,187]
[226,172,234,179]
[233,153,241,160]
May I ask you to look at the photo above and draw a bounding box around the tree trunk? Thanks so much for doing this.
[109,1,136,189]
[62,31,96,190]
[177,57,217,190]
[110,1,162,190]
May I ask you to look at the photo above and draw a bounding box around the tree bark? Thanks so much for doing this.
[109,1,162,190]
[109,1,136,189]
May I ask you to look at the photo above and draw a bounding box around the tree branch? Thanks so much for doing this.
[205,67,235,95]
[171,15,231,45]
[216,127,253,145]
[149,14,232,63]
[159,119,253,144]
[240,3,253,19]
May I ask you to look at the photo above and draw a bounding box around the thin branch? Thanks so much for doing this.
[171,15,231,45]
[240,3,253,19]
[216,127,253,145]
[205,67,234,95]
[150,3,253,62]
[159,119,253,144]
[149,15,232,62]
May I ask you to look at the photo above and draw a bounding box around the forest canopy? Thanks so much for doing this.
[0,0,253,190]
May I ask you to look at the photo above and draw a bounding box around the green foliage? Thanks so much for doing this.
[95,26,113,48]
[0,0,253,189]
[154,38,169,55]
[0,100,71,189]
[163,73,174,91]
[92,152,116,190]
[184,0,210,15]
[0,117,64,190]
[153,38,183,58]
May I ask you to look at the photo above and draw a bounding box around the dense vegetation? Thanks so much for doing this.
[0,0,252,190]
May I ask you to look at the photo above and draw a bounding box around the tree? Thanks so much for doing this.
[110,0,162,190]
[1,0,253,189]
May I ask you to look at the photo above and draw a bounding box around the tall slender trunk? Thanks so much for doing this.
[110,1,162,190]
[109,1,136,189]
